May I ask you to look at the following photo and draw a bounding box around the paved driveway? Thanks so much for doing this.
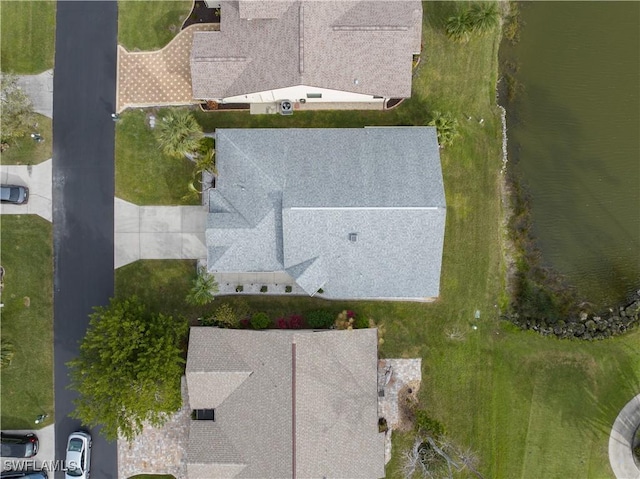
[0,425,55,473]
[0,159,52,221]
[116,24,217,112]
[115,198,208,268]
[17,70,54,119]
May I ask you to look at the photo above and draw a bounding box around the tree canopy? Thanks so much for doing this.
[1,73,37,145]
[68,296,188,441]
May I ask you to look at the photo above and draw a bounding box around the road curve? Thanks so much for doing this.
[609,393,640,479]
[52,2,118,478]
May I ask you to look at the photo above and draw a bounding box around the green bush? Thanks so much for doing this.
[260,285,268,293]
[251,312,270,330]
[307,310,334,329]
[414,409,446,439]
[354,316,370,329]
[215,303,239,328]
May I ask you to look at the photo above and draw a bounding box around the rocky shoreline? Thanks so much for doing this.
[506,291,640,340]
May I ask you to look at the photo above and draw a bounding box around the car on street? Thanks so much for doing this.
[64,431,91,479]
[0,185,29,205]
[1,471,48,479]
[0,433,39,458]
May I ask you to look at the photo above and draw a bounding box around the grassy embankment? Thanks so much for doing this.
[115,2,639,478]
[0,216,54,429]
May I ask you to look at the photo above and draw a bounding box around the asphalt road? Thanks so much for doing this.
[52,2,118,478]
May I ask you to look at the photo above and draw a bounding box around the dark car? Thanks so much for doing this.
[0,185,29,204]
[1,471,48,479]
[0,433,38,458]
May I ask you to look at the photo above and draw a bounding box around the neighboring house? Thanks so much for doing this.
[185,327,385,479]
[206,127,447,301]
[191,0,423,105]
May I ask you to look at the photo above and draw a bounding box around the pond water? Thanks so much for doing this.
[501,1,640,308]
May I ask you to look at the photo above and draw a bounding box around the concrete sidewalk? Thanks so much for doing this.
[17,70,54,119]
[115,198,208,268]
[0,159,53,222]
[609,393,640,479]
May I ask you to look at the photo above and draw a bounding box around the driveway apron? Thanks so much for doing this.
[52,2,118,478]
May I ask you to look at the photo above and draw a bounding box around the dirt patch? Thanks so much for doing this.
[396,380,422,432]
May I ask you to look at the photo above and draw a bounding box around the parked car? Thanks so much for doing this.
[1,471,48,479]
[0,185,29,204]
[64,431,91,479]
[0,433,38,458]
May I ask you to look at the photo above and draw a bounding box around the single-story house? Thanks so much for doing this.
[185,327,385,479]
[191,0,423,105]
[206,126,446,301]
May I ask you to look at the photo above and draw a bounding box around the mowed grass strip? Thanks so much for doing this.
[118,0,191,51]
[115,110,199,205]
[0,114,52,166]
[0,215,54,429]
[114,2,640,478]
[0,0,56,74]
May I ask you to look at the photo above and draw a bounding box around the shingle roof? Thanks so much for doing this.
[207,127,446,300]
[191,1,422,100]
[185,327,385,479]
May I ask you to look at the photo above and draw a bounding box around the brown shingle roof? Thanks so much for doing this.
[185,327,385,478]
[191,1,422,100]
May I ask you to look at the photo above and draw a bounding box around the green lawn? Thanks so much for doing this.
[0,215,54,429]
[115,110,200,205]
[0,114,52,165]
[113,2,638,478]
[118,0,191,51]
[0,0,56,74]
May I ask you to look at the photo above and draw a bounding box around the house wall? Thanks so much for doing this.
[221,84,385,104]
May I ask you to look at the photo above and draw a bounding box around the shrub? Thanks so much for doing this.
[260,285,268,293]
[186,268,218,306]
[251,312,270,329]
[335,310,355,330]
[288,314,303,329]
[197,315,216,326]
[276,317,288,329]
[307,310,334,329]
[285,285,292,293]
[414,409,446,439]
[240,318,250,329]
[235,285,243,292]
[354,316,370,329]
[215,303,239,328]
[1,339,15,368]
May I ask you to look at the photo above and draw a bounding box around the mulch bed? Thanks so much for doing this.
[182,1,220,30]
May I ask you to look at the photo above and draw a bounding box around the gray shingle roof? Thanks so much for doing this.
[191,1,422,100]
[185,327,384,479]
[207,127,446,300]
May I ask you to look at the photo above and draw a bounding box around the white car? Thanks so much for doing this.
[65,431,91,479]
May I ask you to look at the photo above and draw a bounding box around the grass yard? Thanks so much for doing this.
[118,0,191,51]
[114,2,638,478]
[115,110,200,205]
[0,114,52,165]
[0,215,54,429]
[0,0,56,74]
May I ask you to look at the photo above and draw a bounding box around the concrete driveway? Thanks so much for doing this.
[17,70,54,119]
[1,425,55,472]
[115,198,208,268]
[0,159,52,222]
[609,393,640,479]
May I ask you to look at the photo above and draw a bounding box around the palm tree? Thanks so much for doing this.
[427,111,460,148]
[155,109,204,159]
[445,12,473,43]
[468,3,500,34]
[186,267,218,306]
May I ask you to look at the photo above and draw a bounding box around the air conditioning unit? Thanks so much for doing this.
[279,100,293,116]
